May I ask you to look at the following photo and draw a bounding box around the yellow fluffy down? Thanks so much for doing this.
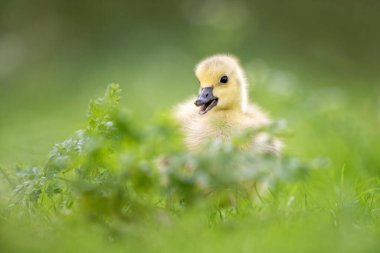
[173,54,282,155]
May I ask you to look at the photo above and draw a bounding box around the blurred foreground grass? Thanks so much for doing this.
[0,69,379,252]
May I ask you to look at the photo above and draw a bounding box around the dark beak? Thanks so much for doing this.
[194,87,218,115]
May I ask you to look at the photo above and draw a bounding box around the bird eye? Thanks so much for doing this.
[220,76,228,84]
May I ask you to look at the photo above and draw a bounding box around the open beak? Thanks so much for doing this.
[194,86,218,115]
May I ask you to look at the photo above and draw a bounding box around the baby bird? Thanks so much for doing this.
[174,54,282,155]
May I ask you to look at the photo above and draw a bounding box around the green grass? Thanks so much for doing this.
[0,66,379,253]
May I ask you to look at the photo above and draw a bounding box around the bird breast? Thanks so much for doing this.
[174,99,276,153]
[183,110,245,151]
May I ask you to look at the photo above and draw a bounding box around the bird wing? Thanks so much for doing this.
[245,103,272,128]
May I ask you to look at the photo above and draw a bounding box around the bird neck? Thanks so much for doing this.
[235,68,249,113]
[238,88,246,112]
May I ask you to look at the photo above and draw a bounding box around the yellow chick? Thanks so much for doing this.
[174,54,282,155]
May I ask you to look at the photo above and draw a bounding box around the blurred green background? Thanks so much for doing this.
[1,0,379,165]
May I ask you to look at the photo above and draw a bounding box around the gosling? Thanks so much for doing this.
[174,54,282,155]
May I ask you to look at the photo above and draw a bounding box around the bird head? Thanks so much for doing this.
[194,54,248,115]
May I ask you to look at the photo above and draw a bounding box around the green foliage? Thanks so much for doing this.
[8,84,308,225]
[1,84,379,253]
